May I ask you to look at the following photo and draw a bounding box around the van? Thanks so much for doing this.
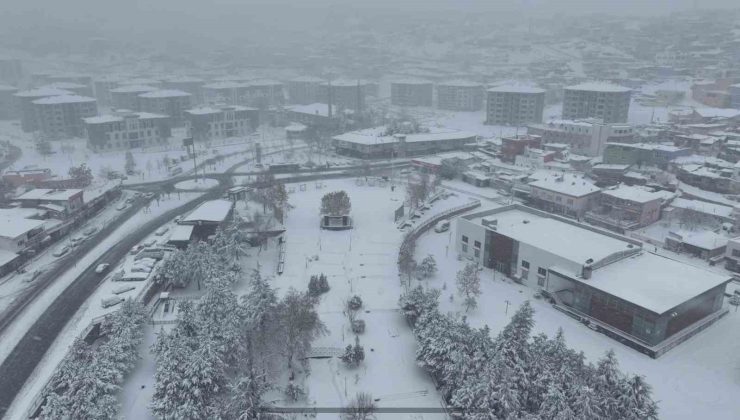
[434,219,450,233]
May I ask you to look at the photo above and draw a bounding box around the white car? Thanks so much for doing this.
[116,203,127,211]
[95,263,110,274]
[53,246,69,257]
[83,226,98,236]
[434,220,450,233]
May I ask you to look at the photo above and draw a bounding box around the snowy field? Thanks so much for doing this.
[2,192,204,420]
[413,214,740,420]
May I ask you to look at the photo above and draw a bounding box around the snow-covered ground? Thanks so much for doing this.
[174,178,219,190]
[1,192,204,420]
[413,209,740,420]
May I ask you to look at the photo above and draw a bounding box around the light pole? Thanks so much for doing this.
[505,300,511,315]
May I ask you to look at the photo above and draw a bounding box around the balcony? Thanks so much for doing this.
[584,211,640,231]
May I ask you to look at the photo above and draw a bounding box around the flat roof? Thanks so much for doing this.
[528,173,600,197]
[0,250,20,267]
[289,76,324,83]
[466,207,634,266]
[14,87,72,98]
[565,82,631,93]
[185,105,255,115]
[287,103,336,117]
[16,188,82,201]
[487,84,545,94]
[334,126,476,145]
[391,78,433,85]
[0,217,45,239]
[181,199,233,223]
[32,95,96,105]
[569,252,731,314]
[602,185,664,203]
[84,112,168,124]
[438,80,482,88]
[109,84,158,93]
[671,197,733,218]
[168,224,194,242]
[138,89,191,98]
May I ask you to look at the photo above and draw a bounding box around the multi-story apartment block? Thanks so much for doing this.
[527,119,635,156]
[319,79,376,111]
[485,85,545,126]
[84,111,172,152]
[391,79,433,107]
[92,75,126,107]
[0,85,18,120]
[585,185,663,233]
[110,85,158,111]
[14,87,73,132]
[161,76,205,105]
[287,76,324,105]
[137,89,192,126]
[562,82,631,123]
[32,95,98,139]
[39,82,94,98]
[184,105,258,142]
[202,81,246,106]
[245,79,284,108]
[436,80,484,111]
[527,172,601,218]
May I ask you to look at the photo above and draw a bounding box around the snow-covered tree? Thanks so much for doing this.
[321,190,352,215]
[398,286,440,327]
[341,336,365,368]
[416,254,438,279]
[276,288,327,372]
[456,263,481,312]
[344,392,376,420]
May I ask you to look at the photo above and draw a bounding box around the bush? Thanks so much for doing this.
[340,336,365,368]
[351,319,366,334]
[284,382,307,402]
[308,273,330,297]
[348,295,363,311]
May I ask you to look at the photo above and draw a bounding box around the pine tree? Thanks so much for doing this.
[573,386,602,420]
[619,375,659,420]
[416,255,438,279]
[398,286,440,327]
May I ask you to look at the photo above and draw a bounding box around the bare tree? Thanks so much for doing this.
[343,392,376,420]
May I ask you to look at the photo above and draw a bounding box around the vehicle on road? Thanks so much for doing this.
[434,219,450,233]
[22,269,45,283]
[116,203,127,211]
[155,226,169,236]
[70,236,85,245]
[95,263,110,274]
[101,296,125,308]
[83,226,98,236]
[52,246,69,257]
[145,192,156,199]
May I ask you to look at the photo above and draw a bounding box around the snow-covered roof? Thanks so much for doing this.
[14,87,72,98]
[17,188,82,202]
[289,76,324,83]
[38,203,66,213]
[602,186,664,203]
[487,84,546,94]
[203,81,247,89]
[322,79,373,87]
[0,249,19,267]
[185,105,255,115]
[168,224,194,242]
[32,95,96,105]
[118,78,162,86]
[0,217,45,239]
[138,89,191,99]
[109,84,158,94]
[181,199,233,224]
[83,112,167,124]
[438,80,482,88]
[679,231,728,250]
[162,76,204,83]
[467,207,635,266]
[333,127,476,145]
[670,198,733,218]
[593,163,631,171]
[571,252,731,314]
[41,82,87,90]
[391,78,433,85]
[694,108,740,119]
[247,79,283,87]
[528,173,600,197]
[565,82,631,93]
[286,123,307,132]
[0,84,18,91]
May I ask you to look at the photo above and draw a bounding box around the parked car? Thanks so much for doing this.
[53,246,69,257]
[70,235,85,244]
[434,219,450,233]
[101,296,125,308]
[155,226,170,236]
[95,263,110,274]
[145,192,156,199]
[116,203,127,211]
[83,226,98,236]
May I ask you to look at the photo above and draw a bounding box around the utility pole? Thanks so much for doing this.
[505,299,511,315]
[183,137,197,182]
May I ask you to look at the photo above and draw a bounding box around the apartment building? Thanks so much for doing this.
[527,119,635,157]
[14,87,73,132]
[437,80,484,111]
[391,79,434,107]
[0,58,22,85]
[137,89,192,126]
[320,79,376,111]
[562,82,631,123]
[603,142,691,168]
[161,76,205,104]
[585,185,663,232]
[32,95,98,139]
[287,76,324,105]
[485,85,545,126]
[184,105,258,142]
[84,112,172,152]
[0,85,18,120]
[110,85,158,111]
[527,172,601,217]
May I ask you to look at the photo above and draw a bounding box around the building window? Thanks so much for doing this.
[732,249,740,258]
[521,260,530,269]
[474,240,481,248]
[462,235,468,243]
[538,267,547,276]
[537,277,545,286]
[474,249,480,258]
[462,244,468,253]
[521,269,529,280]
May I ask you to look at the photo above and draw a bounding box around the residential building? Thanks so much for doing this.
[45,74,93,93]
[110,85,158,111]
[92,75,126,106]
[285,103,340,130]
[724,236,740,272]
[527,119,635,157]
[562,82,631,123]
[0,85,18,120]
[675,164,735,194]
[16,188,84,218]
[320,79,375,111]
[2,168,53,187]
[202,81,247,106]
[527,172,601,217]
[14,87,73,132]
[585,185,663,232]
[485,85,545,126]
[665,230,728,261]
[500,134,542,162]
[32,95,98,139]
[436,80,484,111]
[161,76,205,104]
[602,143,691,168]
[391,79,434,107]
[245,79,284,108]
[184,105,258,142]
[0,217,46,273]
[39,82,93,98]
[669,197,735,225]
[456,205,731,356]
[333,127,476,159]
[84,112,172,152]
[287,76,324,105]
[730,84,740,109]
[137,90,192,126]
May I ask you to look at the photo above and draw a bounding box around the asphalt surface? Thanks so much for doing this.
[0,148,406,417]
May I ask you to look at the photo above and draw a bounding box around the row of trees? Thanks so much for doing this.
[40,301,147,419]
[399,287,659,419]
[152,269,327,419]
[252,173,290,222]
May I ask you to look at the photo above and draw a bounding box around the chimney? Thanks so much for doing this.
[582,258,594,279]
